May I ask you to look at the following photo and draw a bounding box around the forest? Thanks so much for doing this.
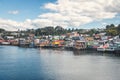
[0,24,120,37]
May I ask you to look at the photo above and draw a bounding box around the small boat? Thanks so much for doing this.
[97,44,109,52]
[97,40,109,52]
[105,46,117,52]
[114,43,120,53]
[97,47,106,51]
[1,41,10,45]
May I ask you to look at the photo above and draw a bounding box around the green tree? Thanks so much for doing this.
[106,27,118,36]
[55,26,65,35]
[44,26,55,35]
[117,24,120,34]
[0,28,5,33]
[87,29,97,36]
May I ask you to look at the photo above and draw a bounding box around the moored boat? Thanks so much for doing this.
[1,41,10,45]
[105,46,117,52]
[97,47,106,51]
[97,43,109,52]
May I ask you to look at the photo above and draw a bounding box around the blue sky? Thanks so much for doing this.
[0,0,56,21]
[0,0,120,30]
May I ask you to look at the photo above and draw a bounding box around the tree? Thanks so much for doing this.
[87,29,97,36]
[0,28,5,33]
[55,26,64,31]
[110,24,115,28]
[55,26,65,35]
[44,26,55,35]
[106,25,110,29]
[106,27,118,36]
[105,24,119,36]
[117,24,120,34]
[106,24,115,29]
[35,28,41,36]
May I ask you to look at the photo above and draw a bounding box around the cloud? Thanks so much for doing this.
[1,0,120,31]
[41,0,118,28]
[0,18,35,31]
[8,10,19,15]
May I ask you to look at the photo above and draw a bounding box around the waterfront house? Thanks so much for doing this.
[72,36,87,50]
[85,36,94,41]
[51,40,65,48]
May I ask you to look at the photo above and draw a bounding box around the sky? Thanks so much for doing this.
[0,0,120,31]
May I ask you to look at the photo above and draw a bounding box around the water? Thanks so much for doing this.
[0,46,120,80]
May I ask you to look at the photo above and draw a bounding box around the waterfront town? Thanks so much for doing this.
[0,24,120,53]
[1,0,120,80]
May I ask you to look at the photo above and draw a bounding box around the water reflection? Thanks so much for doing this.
[0,46,120,80]
[72,50,87,55]
[72,49,120,57]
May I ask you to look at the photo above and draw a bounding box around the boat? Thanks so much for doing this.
[96,40,110,52]
[97,46,106,51]
[105,46,117,52]
[97,43,109,52]
[114,43,120,53]
[1,41,10,45]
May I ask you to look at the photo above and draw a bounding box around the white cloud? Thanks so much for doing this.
[8,10,19,15]
[37,0,119,29]
[0,0,120,31]
[102,22,107,25]
[0,18,35,31]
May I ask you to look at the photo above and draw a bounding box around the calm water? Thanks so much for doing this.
[0,46,120,80]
